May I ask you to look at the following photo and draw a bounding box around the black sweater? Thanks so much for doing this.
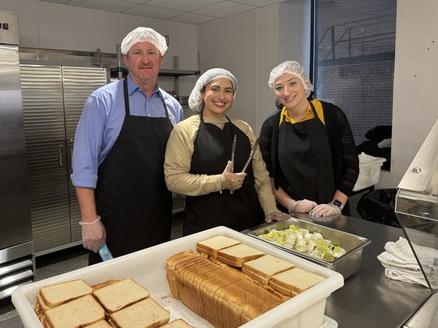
[259,101,359,197]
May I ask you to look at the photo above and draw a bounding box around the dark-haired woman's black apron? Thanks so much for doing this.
[183,114,264,235]
[277,102,335,204]
[89,78,173,264]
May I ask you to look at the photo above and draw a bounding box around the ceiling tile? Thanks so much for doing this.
[194,1,255,18]
[122,4,184,19]
[69,0,135,13]
[171,13,216,24]
[232,0,285,7]
[146,0,222,12]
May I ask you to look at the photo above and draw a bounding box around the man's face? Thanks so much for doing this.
[123,41,162,86]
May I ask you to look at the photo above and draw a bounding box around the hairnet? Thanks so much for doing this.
[121,27,168,55]
[188,68,238,113]
[268,61,313,97]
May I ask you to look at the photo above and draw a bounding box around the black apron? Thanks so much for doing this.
[89,78,173,264]
[183,114,264,235]
[277,102,336,204]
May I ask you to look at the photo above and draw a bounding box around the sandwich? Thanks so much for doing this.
[45,294,105,328]
[196,235,241,258]
[269,267,326,296]
[160,319,194,328]
[242,255,295,285]
[109,297,170,328]
[84,320,113,327]
[217,243,265,267]
[39,279,93,308]
[92,278,150,313]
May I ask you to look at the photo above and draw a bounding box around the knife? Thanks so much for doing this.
[98,243,113,261]
[241,138,259,173]
[230,134,237,172]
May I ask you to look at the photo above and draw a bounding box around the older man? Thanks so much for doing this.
[71,27,183,264]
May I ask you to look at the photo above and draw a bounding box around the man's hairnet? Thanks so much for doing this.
[121,27,168,55]
[268,61,313,97]
[188,68,238,113]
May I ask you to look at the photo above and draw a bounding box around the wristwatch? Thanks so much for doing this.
[331,199,344,210]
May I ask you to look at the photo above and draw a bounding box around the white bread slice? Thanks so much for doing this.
[160,319,194,327]
[217,244,265,267]
[93,278,150,313]
[196,235,240,258]
[40,279,92,307]
[242,255,294,284]
[110,298,170,328]
[45,294,105,328]
[85,320,113,327]
[270,267,325,294]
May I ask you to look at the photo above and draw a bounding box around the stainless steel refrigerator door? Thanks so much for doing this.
[0,45,32,250]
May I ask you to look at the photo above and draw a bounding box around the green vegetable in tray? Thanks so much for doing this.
[258,224,346,262]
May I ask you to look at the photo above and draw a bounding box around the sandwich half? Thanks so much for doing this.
[196,235,241,258]
[242,255,294,285]
[217,244,265,267]
[270,267,325,296]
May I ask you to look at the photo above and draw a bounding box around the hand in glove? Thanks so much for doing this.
[81,217,106,253]
[221,160,247,190]
[287,199,317,214]
[265,210,290,223]
[309,203,342,218]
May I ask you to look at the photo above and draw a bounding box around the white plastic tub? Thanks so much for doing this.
[12,226,343,328]
[353,153,386,191]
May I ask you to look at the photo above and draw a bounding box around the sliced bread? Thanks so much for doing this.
[110,297,170,328]
[85,320,113,328]
[40,279,93,307]
[45,294,105,328]
[196,235,241,258]
[242,255,294,285]
[270,267,325,295]
[217,244,265,267]
[160,319,194,328]
[93,278,150,313]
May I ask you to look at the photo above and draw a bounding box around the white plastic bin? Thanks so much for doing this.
[12,226,343,328]
[353,153,386,191]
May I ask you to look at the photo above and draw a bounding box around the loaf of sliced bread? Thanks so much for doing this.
[160,318,194,328]
[242,255,294,285]
[217,244,265,267]
[45,295,105,328]
[93,278,150,313]
[40,279,93,307]
[197,235,241,258]
[110,297,170,328]
[270,267,325,295]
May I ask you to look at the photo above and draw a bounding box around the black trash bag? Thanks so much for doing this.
[357,189,399,227]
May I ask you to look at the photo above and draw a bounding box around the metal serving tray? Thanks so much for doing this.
[247,217,371,279]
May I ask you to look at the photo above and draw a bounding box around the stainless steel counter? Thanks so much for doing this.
[297,214,432,328]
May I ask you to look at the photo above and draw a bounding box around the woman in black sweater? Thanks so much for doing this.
[260,61,359,217]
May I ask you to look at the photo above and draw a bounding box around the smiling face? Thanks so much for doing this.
[273,72,308,111]
[123,41,162,92]
[201,78,235,118]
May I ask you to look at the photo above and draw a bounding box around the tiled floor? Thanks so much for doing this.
[0,213,183,328]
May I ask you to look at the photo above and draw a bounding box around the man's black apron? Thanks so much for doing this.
[183,114,264,235]
[277,102,336,204]
[89,78,173,264]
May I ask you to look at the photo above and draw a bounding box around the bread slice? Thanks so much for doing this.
[217,244,265,267]
[40,279,93,307]
[85,320,113,327]
[45,295,105,328]
[93,278,150,313]
[196,235,241,258]
[242,255,294,285]
[270,267,325,295]
[110,298,170,328]
[160,319,194,328]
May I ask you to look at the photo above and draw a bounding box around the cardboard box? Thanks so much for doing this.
[12,226,343,328]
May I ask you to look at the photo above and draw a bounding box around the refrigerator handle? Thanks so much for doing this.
[58,144,64,167]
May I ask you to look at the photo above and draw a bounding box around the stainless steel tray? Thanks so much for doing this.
[247,217,371,279]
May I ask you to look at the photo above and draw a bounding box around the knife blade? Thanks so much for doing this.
[230,134,237,172]
[241,138,259,173]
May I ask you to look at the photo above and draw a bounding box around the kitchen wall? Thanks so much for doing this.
[378,0,438,188]
[197,0,311,133]
[0,0,198,95]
